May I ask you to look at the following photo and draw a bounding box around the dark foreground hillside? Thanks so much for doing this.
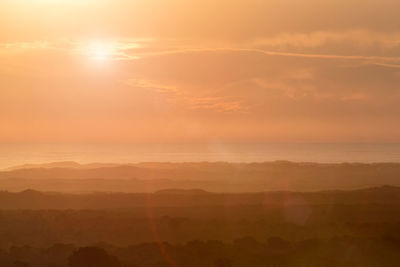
[1,187,400,266]
[3,236,400,267]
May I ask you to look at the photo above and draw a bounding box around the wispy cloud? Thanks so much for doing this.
[128,46,400,69]
[123,79,248,113]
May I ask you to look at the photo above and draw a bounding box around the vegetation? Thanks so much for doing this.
[1,186,400,266]
[2,236,400,267]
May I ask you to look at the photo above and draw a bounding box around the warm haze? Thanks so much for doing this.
[3,1,400,267]
[1,0,400,143]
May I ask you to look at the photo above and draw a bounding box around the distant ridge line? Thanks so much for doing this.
[5,160,400,171]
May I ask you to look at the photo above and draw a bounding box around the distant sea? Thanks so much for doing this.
[1,143,400,169]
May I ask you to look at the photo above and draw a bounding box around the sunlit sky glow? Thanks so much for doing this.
[1,0,400,143]
[84,41,117,61]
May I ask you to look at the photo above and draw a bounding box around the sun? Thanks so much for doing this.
[86,41,117,61]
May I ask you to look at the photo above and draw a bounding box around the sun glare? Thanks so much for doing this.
[86,41,116,61]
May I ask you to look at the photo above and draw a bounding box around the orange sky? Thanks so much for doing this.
[1,0,400,143]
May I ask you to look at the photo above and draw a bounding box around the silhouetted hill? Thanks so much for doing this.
[1,186,400,209]
[6,161,83,171]
[5,161,122,171]
[2,186,400,249]
[155,189,210,194]
[1,162,400,192]
[0,165,147,180]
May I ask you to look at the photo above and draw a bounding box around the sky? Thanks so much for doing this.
[1,0,400,143]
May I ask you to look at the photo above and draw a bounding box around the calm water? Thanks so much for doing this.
[1,143,400,169]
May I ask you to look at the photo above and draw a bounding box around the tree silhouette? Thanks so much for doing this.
[68,247,121,267]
